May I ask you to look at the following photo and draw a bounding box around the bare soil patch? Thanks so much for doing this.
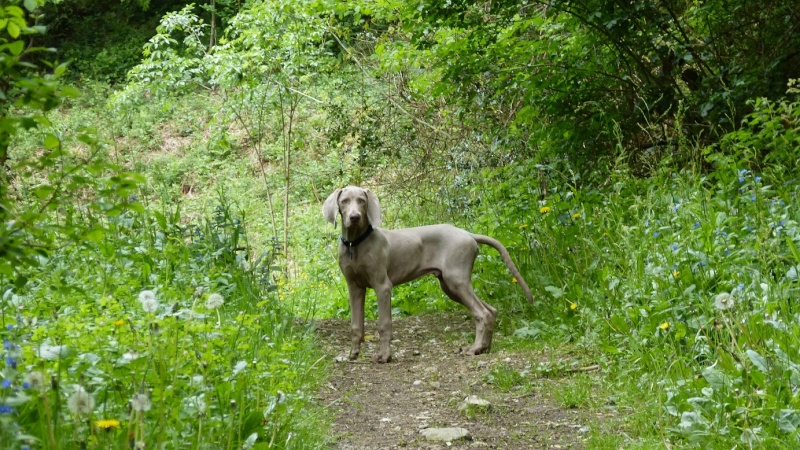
[314,311,621,449]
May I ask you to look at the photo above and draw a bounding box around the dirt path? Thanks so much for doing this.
[314,311,620,449]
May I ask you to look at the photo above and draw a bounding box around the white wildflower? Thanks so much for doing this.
[205,293,224,310]
[139,290,159,313]
[67,386,94,415]
[714,292,735,311]
[131,393,152,412]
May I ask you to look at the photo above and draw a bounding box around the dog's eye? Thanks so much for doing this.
[341,199,349,204]
[357,198,366,204]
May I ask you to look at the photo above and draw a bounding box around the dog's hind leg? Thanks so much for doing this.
[438,271,497,355]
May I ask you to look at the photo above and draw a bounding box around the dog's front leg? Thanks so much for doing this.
[347,282,366,360]
[373,280,393,363]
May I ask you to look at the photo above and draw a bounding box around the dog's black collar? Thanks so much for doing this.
[340,224,374,259]
[341,224,373,248]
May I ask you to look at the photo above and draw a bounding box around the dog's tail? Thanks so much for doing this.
[469,233,534,304]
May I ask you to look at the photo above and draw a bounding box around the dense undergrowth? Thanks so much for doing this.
[1,192,328,448]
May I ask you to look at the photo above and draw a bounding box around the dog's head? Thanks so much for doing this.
[322,186,381,229]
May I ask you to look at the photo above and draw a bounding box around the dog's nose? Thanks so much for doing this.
[349,213,361,224]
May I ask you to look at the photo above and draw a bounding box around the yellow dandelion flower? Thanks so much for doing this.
[539,206,552,214]
[512,277,518,283]
[570,303,577,311]
[672,270,680,278]
[95,419,121,430]
[518,224,528,230]
[659,322,670,330]
[113,320,125,327]
[571,213,581,219]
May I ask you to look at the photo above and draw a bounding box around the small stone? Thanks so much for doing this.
[458,395,491,411]
[413,350,421,356]
[419,427,470,442]
[430,381,441,389]
[413,380,423,386]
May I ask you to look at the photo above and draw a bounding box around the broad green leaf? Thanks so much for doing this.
[702,366,733,390]
[778,409,800,433]
[7,21,20,38]
[4,40,24,56]
[23,0,37,12]
[544,285,563,298]
[746,349,769,373]
[43,133,60,149]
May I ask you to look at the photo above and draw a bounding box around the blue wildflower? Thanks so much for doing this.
[722,231,727,237]
[755,176,761,182]
[739,176,745,183]
[737,283,744,291]
[694,222,701,228]
[0,405,11,414]
[701,261,707,266]
[739,169,748,176]
[725,249,731,255]
[781,201,786,206]
[5,357,15,369]
[22,381,30,389]
[671,244,678,251]
[751,195,756,202]
[1,380,10,389]
[5,325,11,331]
[2,340,10,350]
[653,232,659,237]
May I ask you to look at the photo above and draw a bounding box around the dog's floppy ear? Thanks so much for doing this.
[322,188,342,225]
[365,189,382,227]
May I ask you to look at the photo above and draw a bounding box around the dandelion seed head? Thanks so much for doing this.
[25,372,45,391]
[131,393,152,412]
[67,386,94,415]
[205,293,224,310]
[140,297,159,314]
[138,290,156,303]
[714,292,735,311]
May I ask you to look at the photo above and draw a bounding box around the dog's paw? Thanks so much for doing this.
[372,353,392,364]
[460,346,488,356]
[348,351,360,361]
